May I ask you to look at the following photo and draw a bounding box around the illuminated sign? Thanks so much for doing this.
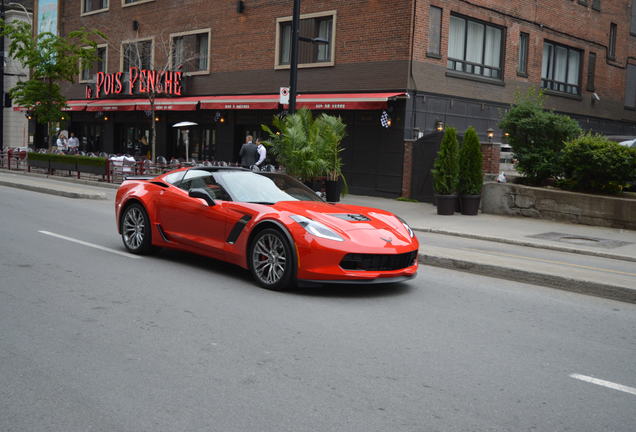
[87,67,183,98]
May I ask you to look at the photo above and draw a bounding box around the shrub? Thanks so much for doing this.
[560,134,636,194]
[431,127,459,195]
[458,126,483,195]
[27,152,107,167]
[499,89,581,185]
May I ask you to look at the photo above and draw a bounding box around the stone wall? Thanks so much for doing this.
[481,182,636,230]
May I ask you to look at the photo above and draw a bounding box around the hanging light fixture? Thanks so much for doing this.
[435,120,444,132]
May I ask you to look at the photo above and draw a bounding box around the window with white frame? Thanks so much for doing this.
[80,45,107,82]
[82,0,108,14]
[447,14,503,79]
[276,11,335,68]
[541,41,581,95]
[122,39,153,70]
[123,0,154,6]
[171,30,210,74]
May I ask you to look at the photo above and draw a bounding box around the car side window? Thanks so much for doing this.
[163,171,186,187]
[179,170,231,201]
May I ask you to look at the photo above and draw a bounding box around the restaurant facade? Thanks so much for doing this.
[30,0,636,197]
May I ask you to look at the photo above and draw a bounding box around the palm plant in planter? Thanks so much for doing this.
[262,109,348,201]
[458,127,484,215]
[315,113,347,202]
[262,109,325,182]
[431,127,459,215]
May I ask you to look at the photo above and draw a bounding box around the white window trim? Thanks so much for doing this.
[122,0,155,8]
[81,0,109,17]
[274,10,336,70]
[120,37,155,71]
[79,44,108,83]
[168,28,211,76]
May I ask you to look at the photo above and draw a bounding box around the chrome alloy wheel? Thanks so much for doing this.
[123,207,146,251]
[252,233,287,285]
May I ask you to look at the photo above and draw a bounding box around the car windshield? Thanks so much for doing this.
[216,171,323,204]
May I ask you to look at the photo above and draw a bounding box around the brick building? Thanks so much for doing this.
[37,0,636,197]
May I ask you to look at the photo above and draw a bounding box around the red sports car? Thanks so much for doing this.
[115,167,418,290]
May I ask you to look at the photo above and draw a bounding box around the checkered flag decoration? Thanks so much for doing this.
[380,110,392,128]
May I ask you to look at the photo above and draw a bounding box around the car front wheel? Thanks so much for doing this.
[249,228,295,290]
[121,203,155,255]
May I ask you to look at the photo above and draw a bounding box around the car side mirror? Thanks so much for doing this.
[189,188,215,206]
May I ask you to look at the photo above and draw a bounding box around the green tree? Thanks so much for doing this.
[262,108,348,192]
[458,126,483,195]
[431,127,460,195]
[499,89,581,185]
[0,20,103,146]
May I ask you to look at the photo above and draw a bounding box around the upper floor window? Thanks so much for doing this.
[170,29,210,75]
[82,0,108,15]
[275,11,335,69]
[80,45,107,82]
[541,41,581,96]
[447,15,503,79]
[427,6,442,57]
[122,39,153,71]
[625,64,636,109]
[608,23,617,60]
[122,0,154,7]
[518,32,529,76]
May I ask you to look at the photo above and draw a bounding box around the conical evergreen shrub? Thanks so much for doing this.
[431,127,459,195]
[458,126,483,195]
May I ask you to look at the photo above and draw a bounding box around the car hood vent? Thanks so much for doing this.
[329,213,371,222]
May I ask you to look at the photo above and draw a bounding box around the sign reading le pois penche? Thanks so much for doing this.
[85,67,184,99]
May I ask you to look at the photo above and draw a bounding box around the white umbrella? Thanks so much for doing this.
[172,122,198,162]
[172,121,198,128]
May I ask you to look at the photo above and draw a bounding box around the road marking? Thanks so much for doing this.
[38,231,142,259]
[570,373,636,396]
[461,247,636,277]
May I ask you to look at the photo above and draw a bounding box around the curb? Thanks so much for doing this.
[0,180,108,200]
[414,228,636,263]
[0,169,120,189]
[418,253,636,304]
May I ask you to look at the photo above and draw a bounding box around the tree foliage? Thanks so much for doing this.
[560,133,636,194]
[499,89,582,185]
[262,109,348,192]
[458,126,483,195]
[431,127,460,195]
[0,20,103,126]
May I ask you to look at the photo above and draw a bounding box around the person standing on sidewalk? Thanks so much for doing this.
[67,132,80,154]
[255,137,267,169]
[56,133,68,153]
[239,135,258,168]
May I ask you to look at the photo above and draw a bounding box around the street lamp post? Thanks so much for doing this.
[288,0,300,114]
[1,0,6,153]
[287,0,328,114]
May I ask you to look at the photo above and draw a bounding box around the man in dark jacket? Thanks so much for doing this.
[239,135,258,168]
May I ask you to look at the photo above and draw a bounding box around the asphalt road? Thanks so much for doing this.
[1,185,635,432]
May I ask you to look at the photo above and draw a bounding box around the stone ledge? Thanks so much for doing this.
[481,182,636,230]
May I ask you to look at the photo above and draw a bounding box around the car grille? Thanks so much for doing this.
[340,251,418,271]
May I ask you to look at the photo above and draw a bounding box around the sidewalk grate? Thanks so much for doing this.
[526,232,632,249]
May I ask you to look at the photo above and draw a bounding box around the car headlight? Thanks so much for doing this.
[397,216,415,238]
[289,214,344,242]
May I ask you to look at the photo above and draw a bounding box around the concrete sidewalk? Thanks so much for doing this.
[2,168,635,303]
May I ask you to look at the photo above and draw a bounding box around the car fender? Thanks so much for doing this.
[244,217,298,276]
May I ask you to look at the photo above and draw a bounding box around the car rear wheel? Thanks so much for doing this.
[249,228,295,290]
[121,203,155,255]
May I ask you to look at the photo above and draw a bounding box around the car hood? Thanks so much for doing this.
[271,201,413,243]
